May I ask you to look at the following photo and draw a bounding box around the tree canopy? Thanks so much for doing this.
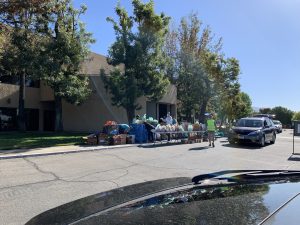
[0,0,94,131]
[102,0,170,122]
[164,13,248,123]
[0,0,51,130]
[260,106,294,126]
[271,106,294,126]
[38,0,94,131]
[292,111,300,121]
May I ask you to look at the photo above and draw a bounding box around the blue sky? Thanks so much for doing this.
[74,0,300,111]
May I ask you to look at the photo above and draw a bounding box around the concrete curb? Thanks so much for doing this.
[0,144,143,160]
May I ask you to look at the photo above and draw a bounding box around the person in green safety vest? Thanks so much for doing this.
[206,114,217,147]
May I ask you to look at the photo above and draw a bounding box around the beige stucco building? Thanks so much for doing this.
[0,52,177,132]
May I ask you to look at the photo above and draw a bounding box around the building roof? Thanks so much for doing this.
[81,52,124,75]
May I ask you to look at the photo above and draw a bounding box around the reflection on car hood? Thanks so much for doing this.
[25,177,191,225]
[25,175,300,225]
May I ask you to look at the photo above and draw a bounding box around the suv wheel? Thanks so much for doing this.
[260,135,265,147]
[229,139,235,144]
[270,132,276,144]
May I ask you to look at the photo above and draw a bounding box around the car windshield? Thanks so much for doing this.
[236,119,263,128]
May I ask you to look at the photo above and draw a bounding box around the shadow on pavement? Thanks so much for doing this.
[139,142,183,148]
[222,143,262,150]
[189,146,211,151]
[288,154,300,161]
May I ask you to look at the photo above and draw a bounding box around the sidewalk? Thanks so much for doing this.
[0,139,216,160]
[0,143,142,160]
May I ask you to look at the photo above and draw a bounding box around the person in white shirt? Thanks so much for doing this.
[165,112,173,125]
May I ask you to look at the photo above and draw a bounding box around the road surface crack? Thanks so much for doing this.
[23,158,60,180]
[10,158,120,190]
[101,152,198,171]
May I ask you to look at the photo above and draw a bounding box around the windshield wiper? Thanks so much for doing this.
[192,170,300,184]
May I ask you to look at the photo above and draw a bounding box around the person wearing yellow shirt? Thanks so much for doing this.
[206,114,217,147]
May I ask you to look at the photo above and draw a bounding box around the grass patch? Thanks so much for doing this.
[0,132,89,150]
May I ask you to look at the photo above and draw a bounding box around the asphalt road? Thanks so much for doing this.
[1,129,300,225]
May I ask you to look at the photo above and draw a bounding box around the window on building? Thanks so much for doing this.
[0,108,40,131]
[0,107,18,131]
[0,75,19,85]
[0,75,40,88]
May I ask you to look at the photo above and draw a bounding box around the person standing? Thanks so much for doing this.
[144,121,155,142]
[207,114,217,147]
[132,115,140,123]
[165,112,173,125]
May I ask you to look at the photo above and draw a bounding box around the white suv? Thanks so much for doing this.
[273,120,282,133]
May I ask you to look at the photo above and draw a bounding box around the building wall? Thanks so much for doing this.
[0,83,45,131]
[63,75,128,131]
[62,75,149,132]
[0,52,177,132]
[159,84,177,105]
[0,83,43,109]
[62,76,176,132]
[0,83,19,107]
[146,102,157,119]
[40,81,54,102]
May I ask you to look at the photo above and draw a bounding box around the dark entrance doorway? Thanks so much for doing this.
[159,104,168,119]
[44,110,55,131]
[25,109,39,131]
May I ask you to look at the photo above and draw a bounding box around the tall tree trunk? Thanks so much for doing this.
[54,95,63,132]
[18,73,26,131]
[199,99,208,123]
[126,107,135,124]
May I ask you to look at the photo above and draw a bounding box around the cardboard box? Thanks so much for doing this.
[114,139,122,145]
[87,137,97,145]
[113,135,122,145]
[181,139,188,144]
[120,134,127,145]
[126,135,135,144]
[98,133,108,145]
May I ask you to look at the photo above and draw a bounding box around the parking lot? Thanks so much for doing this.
[1,129,300,225]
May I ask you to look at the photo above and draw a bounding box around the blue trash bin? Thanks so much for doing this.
[130,124,148,143]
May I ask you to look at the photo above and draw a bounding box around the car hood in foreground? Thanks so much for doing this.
[26,175,300,225]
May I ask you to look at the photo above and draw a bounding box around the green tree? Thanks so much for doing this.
[238,92,253,117]
[271,106,294,126]
[165,13,247,123]
[102,0,170,122]
[292,111,300,121]
[0,25,6,56]
[259,108,272,114]
[165,13,222,122]
[228,92,253,120]
[39,0,94,131]
[0,0,51,131]
[204,54,241,123]
[0,25,9,65]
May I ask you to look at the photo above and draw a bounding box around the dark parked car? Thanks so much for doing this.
[25,170,300,225]
[228,117,277,146]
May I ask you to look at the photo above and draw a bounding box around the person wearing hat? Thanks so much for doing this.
[206,114,217,147]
